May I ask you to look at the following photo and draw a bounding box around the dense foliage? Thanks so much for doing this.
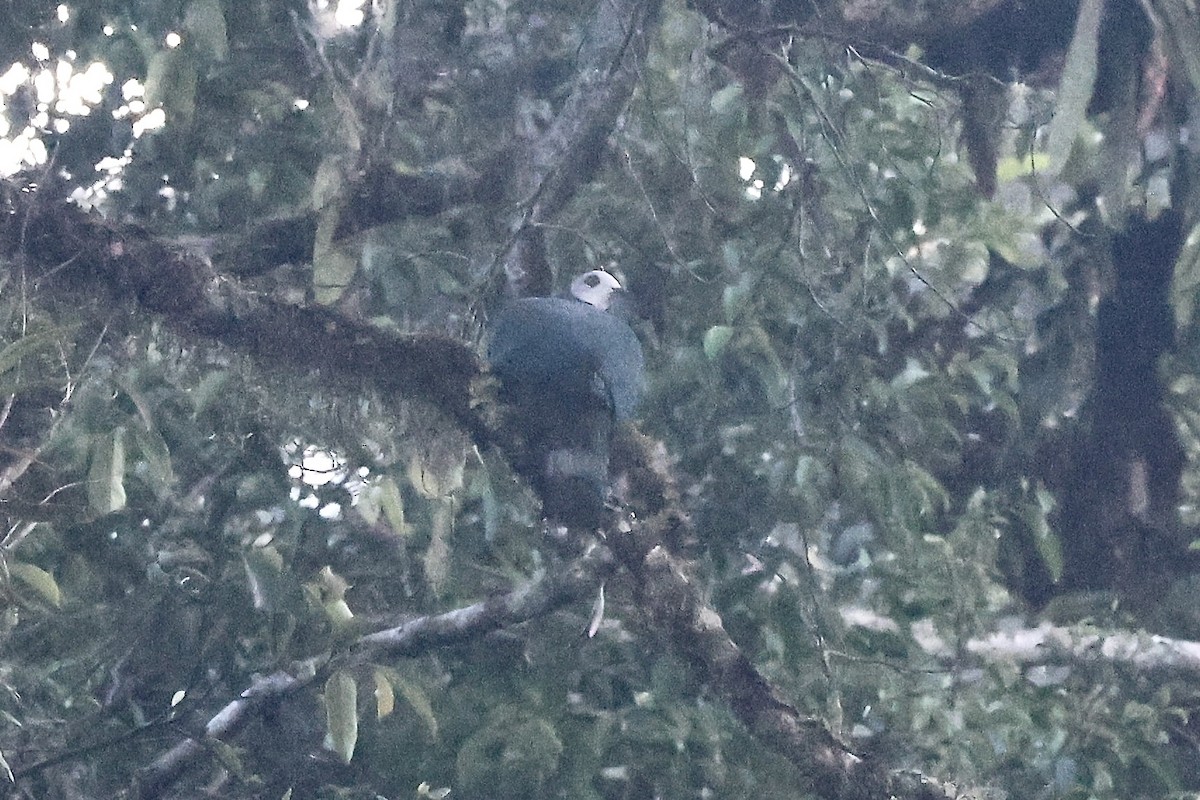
[2,0,1200,798]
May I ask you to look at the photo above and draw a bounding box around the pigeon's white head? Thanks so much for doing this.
[570,270,623,311]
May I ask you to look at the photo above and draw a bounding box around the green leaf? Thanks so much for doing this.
[1170,223,1200,329]
[373,668,395,719]
[144,49,198,125]
[891,357,930,389]
[393,671,439,740]
[312,205,358,305]
[0,329,64,377]
[407,451,464,499]
[379,477,408,534]
[1026,484,1063,583]
[189,370,231,416]
[423,504,452,596]
[131,424,176,494]
[994,152,1052,185]
[87,429,127,515]
[323,597,354,626]
[839,435,883,494]
[242,546,287,612]
[323,671,358,764]
[183,0,228,61]
[357,476,409,536]
[702,325,734,359]
[709,84,742,114]
[720,272,753,321]
[731,325,787,407]
[469,466,499,542]
[311,156,346,212]
[1045,0,1102,173]
[1159,0,1200,95]
[9,561,62,607]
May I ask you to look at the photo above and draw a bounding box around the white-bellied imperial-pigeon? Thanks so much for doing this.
[488,270,645,527]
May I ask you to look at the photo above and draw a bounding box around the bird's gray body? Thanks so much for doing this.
[488,275,644,526]
[489,296,644,420]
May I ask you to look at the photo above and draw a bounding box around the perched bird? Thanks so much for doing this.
[488,270,645,527]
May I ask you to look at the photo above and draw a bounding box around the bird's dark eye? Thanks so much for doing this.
[584,274,601,288]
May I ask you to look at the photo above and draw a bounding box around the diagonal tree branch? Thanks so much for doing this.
[0,195,489,446]
[131,544,616,799]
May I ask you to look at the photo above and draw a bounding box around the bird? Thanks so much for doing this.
[488,270,645,527]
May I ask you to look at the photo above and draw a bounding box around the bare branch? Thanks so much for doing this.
[967,623,1200,675]
[131,545,614,799]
